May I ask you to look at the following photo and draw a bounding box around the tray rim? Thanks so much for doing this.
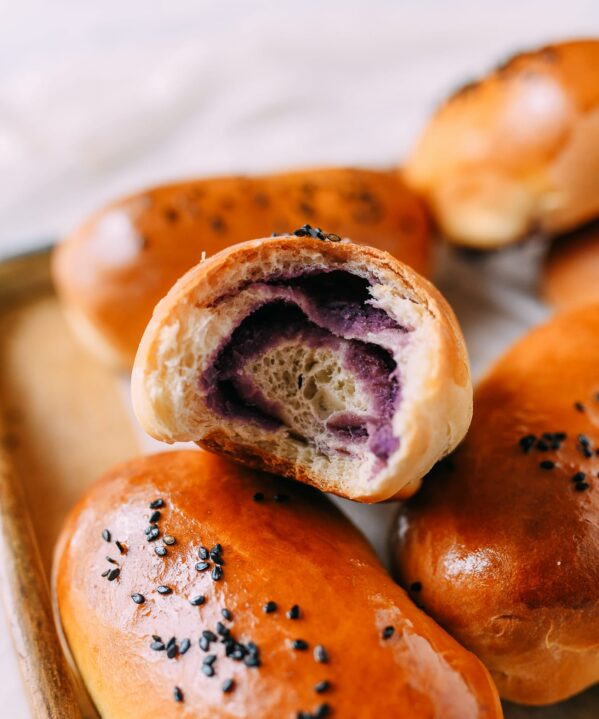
[0,246,82,718]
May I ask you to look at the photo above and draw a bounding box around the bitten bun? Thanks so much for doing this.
[542,220,599,310]
[391,304,599,705]
[51,168,431,367]
[406,39,599,248]
[53,451,501,719]
[131,235,472,503]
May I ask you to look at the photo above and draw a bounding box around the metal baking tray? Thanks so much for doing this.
[0,247,596,717]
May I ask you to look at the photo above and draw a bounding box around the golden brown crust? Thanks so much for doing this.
[132,235,472,502]
[542,220,599,310]
[51,168,431,366]
[53,451,501,719]
[391,304,599,705]
[406,40,599,247]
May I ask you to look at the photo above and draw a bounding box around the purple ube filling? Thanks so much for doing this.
[202,270,403,462]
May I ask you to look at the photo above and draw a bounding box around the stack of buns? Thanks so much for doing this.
[52,37,598,717]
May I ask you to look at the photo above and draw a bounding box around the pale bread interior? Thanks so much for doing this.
[247,342,370,441]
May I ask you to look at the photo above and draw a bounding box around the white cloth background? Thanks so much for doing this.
[1,1,598,715]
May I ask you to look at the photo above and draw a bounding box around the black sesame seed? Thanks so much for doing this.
[107,568,120,582]
[166,636,176,648]
[555,432,567,441]
[195,562,210,572]
[150,498,164,509]
[131,593,145,605]
[222,678,235,693]
[244,654,261,667]
[152,634,162,641]
[149,510,161,523]
[167,644,178,659]
[410,581,423,592]
[382,625,395,639]
[314,645,328,663]
[292,639,309,651]
[211,565,223,581]
[157,585,172,595]
[163,536,176,546]
[314,680,330,693]
[146,526,160,541]
[574,402,585,413]
[518,434,536,453]
[210,216,226,233]
[274,494,289,503]
[253,492,265,502]
[106,556,118,564]
[173,686,183,703]
[535,440,549,451]
[115,540,125,554]
[216,622,229,637]
[102,529,111,542]
[101,569,110,578]
[315,704,330,718]
[199,636,210,651]
[575,482,590,492]
[203,653,217,665]
[221,608,233,620]
[287,604,301,619]
[578,434,590,445]
[263,601,277,613]
[180,638,191,655]
[150,641,165,651]
[539,460,555,470]
[155,546,167,557]
[164,207,179,223]
[572,472,586,482]
[198,546,209,560]
[203,630,218,642]
[190,594,206,606]
[211,543,222,554]
[202,664,215,677]
[212,555,225,566]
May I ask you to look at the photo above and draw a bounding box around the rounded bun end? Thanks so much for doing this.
[406,39,599,248]
[542,220,599,310]
[132,235,472,502]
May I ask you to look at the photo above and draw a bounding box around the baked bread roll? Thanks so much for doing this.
[53,451,502,719]
[406,39,599,248]
[542,220,599,310]
[391,304,599,705]
[131,234,472,502]
[51,168,431,367]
